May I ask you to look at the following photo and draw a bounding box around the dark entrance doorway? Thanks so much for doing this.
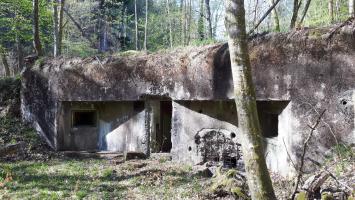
[159,101,172,152]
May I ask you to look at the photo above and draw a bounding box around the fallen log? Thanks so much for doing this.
[0,142,26,157]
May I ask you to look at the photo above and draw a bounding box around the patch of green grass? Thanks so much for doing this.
[0,159,209,199]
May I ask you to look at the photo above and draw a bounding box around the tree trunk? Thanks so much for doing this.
[225,0,277,199]
[270,0,280,32]
[350,0,355,17]
[290,0,300,29]
[253,0,259,28]
[329,0,334,23]
[248,0,282,35]
[33,0,43,56]
[144,0,148,50]
[205,0,213,39]
[63,8,96,48]
[186,0,192,44]
[16,35,24,72]
[98,0,108,53]
[53,0,59,56]
[1,51,10,77]
[198,0,205,40]
[336,0,340,20]
[298,0,312,26]
[135,0,138,50]
[166,0,173,48]
[57,0,65,56]
[181,0,186,46]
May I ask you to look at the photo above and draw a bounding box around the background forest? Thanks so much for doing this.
[0,0,353,76]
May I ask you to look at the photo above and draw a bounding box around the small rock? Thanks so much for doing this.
[321,192,334,200]
[124,151,147,161]
[295,191,307,200]
[192,165,213,177]
[333,192,346,200]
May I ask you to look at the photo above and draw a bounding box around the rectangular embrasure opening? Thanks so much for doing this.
[72,110,97,127]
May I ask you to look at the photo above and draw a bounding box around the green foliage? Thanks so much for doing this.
[324,143,354,176]
[62,40,97,58]
[0,0,52,55]
[304,0,349,27]
[0,159,207,199]
[296,191,307,200]
[190,38,218,46]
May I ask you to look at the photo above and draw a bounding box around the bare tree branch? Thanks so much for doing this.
[63,8,96,48]
[291,109,326,200]
[248,0,282,35]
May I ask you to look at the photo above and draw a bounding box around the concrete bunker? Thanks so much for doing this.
[22,30,355,175]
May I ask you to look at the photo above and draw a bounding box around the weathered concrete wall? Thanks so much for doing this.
[57,101,146,152]
[21,68,58,149]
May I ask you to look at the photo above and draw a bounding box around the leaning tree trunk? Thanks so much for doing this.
[298,0,312,26]
[33,0,43,56]
[225,0,277,199]
[290,0,300,29]
[205,0,213,39]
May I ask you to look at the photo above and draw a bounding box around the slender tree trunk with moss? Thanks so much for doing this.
[198,0,205,40]
[205,0,213,39]
[298,0,312,26]
[186,0,192,44]
[290,0,300,29]
[225,0,277,199]
[144,0,148,50]
[166,0,173,48]
[329,0,334,23]
[270,0,280,32]
[134,0,138,50]
[53,0,59,56]
[58,0,65,55]
[33,0,43,56]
